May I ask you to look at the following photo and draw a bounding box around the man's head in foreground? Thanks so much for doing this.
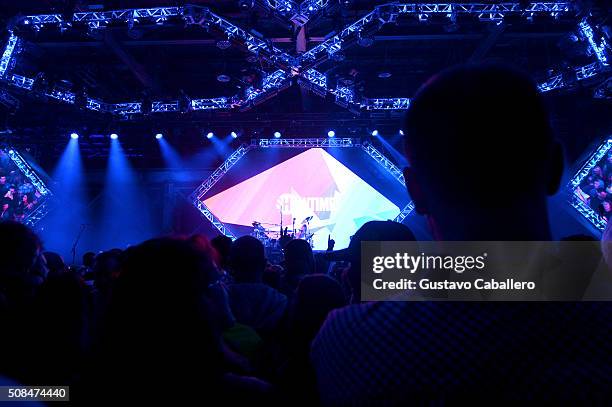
[403,64,564,240]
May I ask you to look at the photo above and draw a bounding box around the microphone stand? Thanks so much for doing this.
[71,224,87,266]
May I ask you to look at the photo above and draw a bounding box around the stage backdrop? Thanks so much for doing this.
[203,147,407,250]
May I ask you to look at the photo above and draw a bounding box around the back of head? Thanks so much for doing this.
[404,64,561,213]
[0,221,42,276]
[284,239,315,277]
[344,221,416,302]
[289,274,346,347]
[82,252,96,268]
[112,237,217,325]
[106,238,221,367]
[230,236,266,283]
[211,234,232,269]
[347,221,416,264]
[100,237,223,394]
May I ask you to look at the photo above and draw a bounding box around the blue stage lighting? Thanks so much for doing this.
[110,133,119,140]
[70,132,79,140]
[206,132,214,139]
[274,131,282,138]
[371,129,379,136]
[230,131,238,139]
[155,133,163,139]
[327,130,335,138]
[399,129,404,136]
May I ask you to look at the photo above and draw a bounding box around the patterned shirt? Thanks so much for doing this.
[311,301,612,405]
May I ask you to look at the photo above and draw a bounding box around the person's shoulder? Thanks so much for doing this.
[312,301,402,350]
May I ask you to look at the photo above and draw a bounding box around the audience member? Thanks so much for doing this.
[227,236,287,335]
[280,238,315,296]
[278,274,346,403]
[83,236,271,402]
[311,64,610,404]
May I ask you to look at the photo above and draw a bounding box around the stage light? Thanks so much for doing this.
[327,130,335,138]
[274,131,281,138]
[238,0,254,11]
[110,133,118,140]
[70,132,79,140]
[399,129,404,136]
[371,129,379,136]
[230,131,238,139]
[206,132,214,139]
[155,133,163,139]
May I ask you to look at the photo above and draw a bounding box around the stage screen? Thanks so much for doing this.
[202,146,408,250]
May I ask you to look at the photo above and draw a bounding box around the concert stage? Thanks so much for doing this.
[191,138,414,250]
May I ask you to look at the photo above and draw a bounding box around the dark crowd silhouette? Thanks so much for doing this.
[1,65,610,404]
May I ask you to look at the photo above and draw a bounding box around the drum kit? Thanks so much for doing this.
[250,215,315,249]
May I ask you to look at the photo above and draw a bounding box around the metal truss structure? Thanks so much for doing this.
[298,2,574,67]
[0,32,18,77]
[191,137,414,237]
[6,148,53,226]
[259,0,331,26]
[190,143,252,239]
[567,138,612,232]
[579,18,609,67]
[361,141,415,223]
[0,3,610,118]
[257,137,355,148]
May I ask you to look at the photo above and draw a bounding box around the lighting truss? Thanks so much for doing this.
[6,148,53,226]
[538,73,565,92]
[185,6,295,67]
[579,18,609,66]
[190,143,253,238]
[298,2,573,68]
[575,62,601,81]
[0,32,18,77]
[192,199,237,239]
[568,138,612,232]
[7,149,52,197]
[257,137,356,148]
[264,0,299,17]
[151,101,179,113]
[362,98,411,110]
[86,97,108,112]
[112,102,143,116]
[23,7,184,30]
[191,97,230,111]
[361,141,415,223]
[7,74,34,90]
[45,88,76,104]
[330,86,356,105]
[1,2,608,118]
[297,0,331,24]
[191,137,413,237]
[537,62,605,93]
[302,68,327,89]
[244,69,291,103]
[22,199,52,227]
[261,0,330,26]
[191,144,253,201]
